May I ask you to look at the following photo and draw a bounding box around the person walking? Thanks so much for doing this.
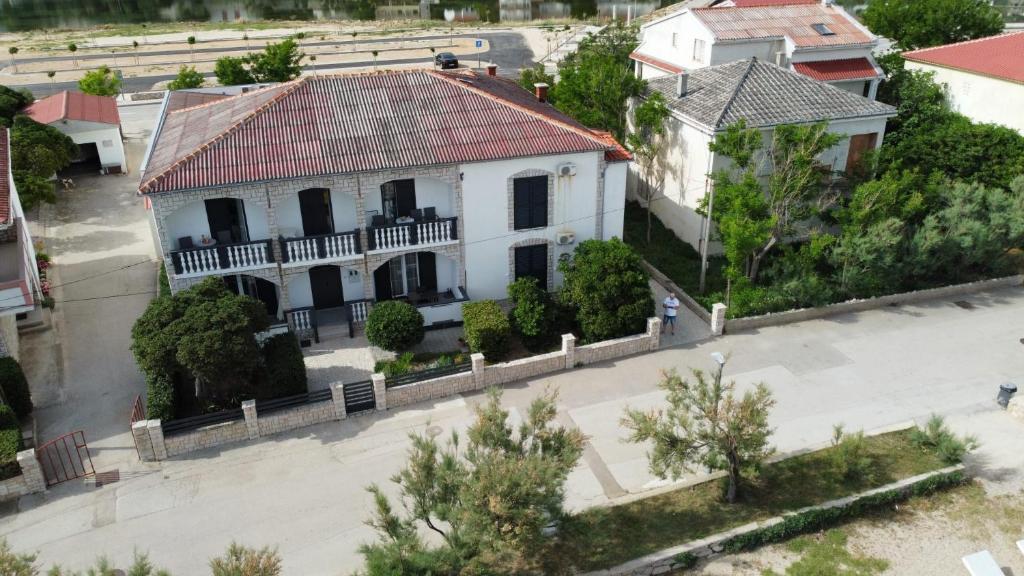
[662,292,680,335]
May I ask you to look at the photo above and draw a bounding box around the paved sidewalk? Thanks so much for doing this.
[3,283,1022,574]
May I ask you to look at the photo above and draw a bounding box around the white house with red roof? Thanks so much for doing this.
[23,91,126,174]
[139,69,630,341]
[903,32,1024,134]
[0,129,43,361]
[631,0,884,99]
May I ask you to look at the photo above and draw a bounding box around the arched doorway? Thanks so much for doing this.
[223,274,279,318]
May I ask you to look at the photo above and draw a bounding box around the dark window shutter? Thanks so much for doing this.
[513,176,548,229]
[530,245,547,283]
[513,183,532,230]
[515,247,530,279]
[531,179,548,227]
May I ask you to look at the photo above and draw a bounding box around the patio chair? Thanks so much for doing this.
[423,206,437,220]
[411,208,424,221]
[371,215,386,227]
[177,236,194,250]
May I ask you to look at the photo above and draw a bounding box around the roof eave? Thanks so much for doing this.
[901,57,1024,86]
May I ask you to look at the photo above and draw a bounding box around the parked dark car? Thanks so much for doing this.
[435,52,459,69]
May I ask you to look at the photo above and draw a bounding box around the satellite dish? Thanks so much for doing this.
[443,9,456,22]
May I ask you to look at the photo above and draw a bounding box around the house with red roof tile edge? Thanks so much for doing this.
[903,32,1024,135]
[137,68,631,337]
[22,91,127,175]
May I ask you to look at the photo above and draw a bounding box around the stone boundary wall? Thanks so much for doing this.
[481,350,567,387]
[163,420,249,458]
[725,275,1024,333]
[586,463,967,576]
[641,260,712,325]
[257,400,335,437]
[0,450,47,503]
[388,371,476,409]
[576,330,658,366]
[0,473,29,502]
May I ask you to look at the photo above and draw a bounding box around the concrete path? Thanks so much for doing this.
[3,282,1022,574]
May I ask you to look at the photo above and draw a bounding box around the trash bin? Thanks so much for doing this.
[997,383,1017,408]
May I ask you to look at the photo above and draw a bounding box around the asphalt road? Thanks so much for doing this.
[18,31,535,97]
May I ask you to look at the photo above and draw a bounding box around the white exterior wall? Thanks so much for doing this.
[276,189,358,237]
[164,198,270,249]
[905,61,1024,133]
[603,162,627,239]
[55,120,126,171]
[460,152,604,300]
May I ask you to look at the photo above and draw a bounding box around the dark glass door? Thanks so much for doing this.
[309,266,344,310]
[373,262,393,301]
[514,244,547,286]
[298,188,334,236]
[381,179,417,220]
[205,198,247,244]
[417,252,437,291]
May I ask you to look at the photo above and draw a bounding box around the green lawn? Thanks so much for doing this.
[561,430,948,571]
[622,201,726,303]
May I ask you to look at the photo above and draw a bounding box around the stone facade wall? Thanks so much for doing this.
[164,420,250,457]
[387,371,476,408]
[256,401,335,436]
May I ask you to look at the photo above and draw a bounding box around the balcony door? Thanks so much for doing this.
[381,179,416,221]
[299,188,334,237]
[373,253,435,300]
[309,266,344,310]
[205,198,248,244]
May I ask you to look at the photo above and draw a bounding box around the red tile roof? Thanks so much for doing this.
[140,70,624,195]
[23,91,120,126]
[693,4,873,48]
[903,32,1024,85]
[0,129,9,225]
[165,90,231,113]
[729,0,817,6]
[793,57,880,81]
[592,131,633,162]
[630,51,687,74]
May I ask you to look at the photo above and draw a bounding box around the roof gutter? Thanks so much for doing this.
[137,90,171,192]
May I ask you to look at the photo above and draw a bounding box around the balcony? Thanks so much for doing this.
[170,239,275,278]
[367,217,458,253]
[279,230,362,268]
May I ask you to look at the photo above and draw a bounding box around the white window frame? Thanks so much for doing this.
[693,39,705,63]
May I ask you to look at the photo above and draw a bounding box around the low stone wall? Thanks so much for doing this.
[0,473,29,502]
[482,350,567,387]
[576,331,657,366]
[164,420,250,458]
[641,260,712,325]
[585,464,966,576]
[0,450,48,503]
[257,401,335,437]
[388,371,476,409]
[726,275,1024,333]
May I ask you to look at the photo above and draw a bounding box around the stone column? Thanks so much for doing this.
[131,420,156,462]
[647,317,662,350]
[711,303,727,336]
[330,382,348,420]
[242,400,260,440]
[471,352,486,390]
[147,420,167,461]
[16,449,46,494]
[561,333,576,370]
[371,374,387,412]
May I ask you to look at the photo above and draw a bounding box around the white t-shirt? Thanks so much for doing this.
[663,296,680,317]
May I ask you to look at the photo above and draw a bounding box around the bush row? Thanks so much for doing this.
[723,468,966,553]
[0,357,32,419]
[462,301,511,360]
[254,333,307,400]
[0,403,23,480]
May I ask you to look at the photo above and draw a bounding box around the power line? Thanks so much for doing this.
[0,258,158,308]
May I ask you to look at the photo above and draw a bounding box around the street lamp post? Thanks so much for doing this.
[710,352,726,383]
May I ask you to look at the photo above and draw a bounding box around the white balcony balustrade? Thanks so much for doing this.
[280,230,361,267]
[170,239,275,278]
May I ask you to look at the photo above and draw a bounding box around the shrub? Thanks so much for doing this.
[254,333,307,400]
[829,425,874,483]
[0,357,32,419]
[909,414,979,464]
[145,372,175,422]
[462,300,511,360]
[365,301,425,351]
[507,277,563,351]
[374,352,414,377]
[158,262,170,298]
[559,238,654,343]
[0,404,23,480]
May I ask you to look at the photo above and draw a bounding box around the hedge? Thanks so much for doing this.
[255,333,308,400]
[145,372,175,422]
[723,468,966,553]
[0,403,23,480]
[0,356,33,419]
[365,301,425,351]
[462,300,511,360]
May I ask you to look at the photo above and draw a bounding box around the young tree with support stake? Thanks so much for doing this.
[622,356,775,503]
[626,91,670,244]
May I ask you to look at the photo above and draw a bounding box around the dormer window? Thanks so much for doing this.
[812,23,835,36]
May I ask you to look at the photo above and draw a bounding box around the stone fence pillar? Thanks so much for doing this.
[711,303,727,336]
[561,334,576,369]
[242,400,260,440]
[16,450,46,494]
[371,374,387,412]
[131,420,156,462]
[330,382,347,420]
[647,317,662,350]
[470,353,486,390]
[147,420,167,461]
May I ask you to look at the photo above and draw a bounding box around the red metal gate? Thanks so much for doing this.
[36,431,94,486]
[129,394,146,460]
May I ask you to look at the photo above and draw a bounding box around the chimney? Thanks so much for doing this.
[534,82,549,103]
[486,64,498,76]
[675,73,688,98]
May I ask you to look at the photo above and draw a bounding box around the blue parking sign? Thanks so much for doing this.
[475,40,483,48]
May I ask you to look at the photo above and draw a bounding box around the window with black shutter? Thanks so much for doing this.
[513,176,548,230]
[514,244,548,286]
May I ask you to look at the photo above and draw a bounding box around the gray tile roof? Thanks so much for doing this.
[647,59,896,131]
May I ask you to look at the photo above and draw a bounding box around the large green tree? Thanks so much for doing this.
[559,238,654,343]
[167,65,205,90]
[77,65,121,96]
[0,85,32,126]
[863,0,1004,50]
[214,39,305,86]
[622,366,775,503]
[214,56,255,86]
[10,115,78,209]
[549,23,644,140]
[360,388,584,575]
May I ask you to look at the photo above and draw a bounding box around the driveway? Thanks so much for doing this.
[3,282,1022,574]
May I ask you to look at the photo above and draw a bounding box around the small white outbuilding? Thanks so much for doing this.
[23,90,126,174]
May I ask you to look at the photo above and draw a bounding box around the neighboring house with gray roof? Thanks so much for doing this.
[631,58,895,250]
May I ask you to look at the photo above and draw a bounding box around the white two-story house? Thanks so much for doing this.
[0,129,43,361]
[631,0,884,99]
[139,69,629,341]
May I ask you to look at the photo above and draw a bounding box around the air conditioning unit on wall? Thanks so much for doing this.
[557,163,577,177]
[556,231,576,245]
